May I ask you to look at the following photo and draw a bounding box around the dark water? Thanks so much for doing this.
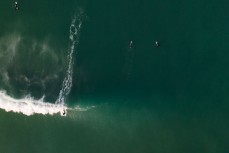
[0,0,229,152]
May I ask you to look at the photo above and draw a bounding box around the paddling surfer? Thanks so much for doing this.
[14,1,19,10]
[129,41,133,49]
[155,41,160,47]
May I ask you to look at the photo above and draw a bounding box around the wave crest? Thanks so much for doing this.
[0,91,66,116]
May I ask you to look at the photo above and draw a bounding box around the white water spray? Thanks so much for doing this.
[56,15,82,105]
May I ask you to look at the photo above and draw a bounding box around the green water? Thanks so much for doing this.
[0,0,229,152]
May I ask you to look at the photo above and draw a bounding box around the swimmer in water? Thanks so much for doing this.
[14,1,19,10]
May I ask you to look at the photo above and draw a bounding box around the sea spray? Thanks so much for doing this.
[56,14,82,105]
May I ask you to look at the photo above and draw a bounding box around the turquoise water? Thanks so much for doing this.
[0,0,229,152]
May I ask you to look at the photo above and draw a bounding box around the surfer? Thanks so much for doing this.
[14,1,19,10]
[129,41,133,49]
[155,41,160,47]
[62,109,67,116]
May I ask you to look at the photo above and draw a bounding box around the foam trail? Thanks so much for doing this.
[0,91,67,116]
[56,15,82,105]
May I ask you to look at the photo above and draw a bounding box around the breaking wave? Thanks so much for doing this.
[0,13,83,116]
[0,91,91,116]
[0,91,66,116]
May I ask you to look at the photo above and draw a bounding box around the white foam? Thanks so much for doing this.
[0,91,66,116]
[56,14,82,105]
[0,14,84,116]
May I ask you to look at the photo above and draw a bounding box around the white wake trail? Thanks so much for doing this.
[56,15,82,105]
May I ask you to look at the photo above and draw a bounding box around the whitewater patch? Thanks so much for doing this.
[0,91,67,116]
[0,13,85,116]
[0,91,94,116]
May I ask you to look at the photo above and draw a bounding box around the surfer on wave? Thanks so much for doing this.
[61,109,67,116]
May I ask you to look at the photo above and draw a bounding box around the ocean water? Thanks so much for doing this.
[0,0,229,152]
